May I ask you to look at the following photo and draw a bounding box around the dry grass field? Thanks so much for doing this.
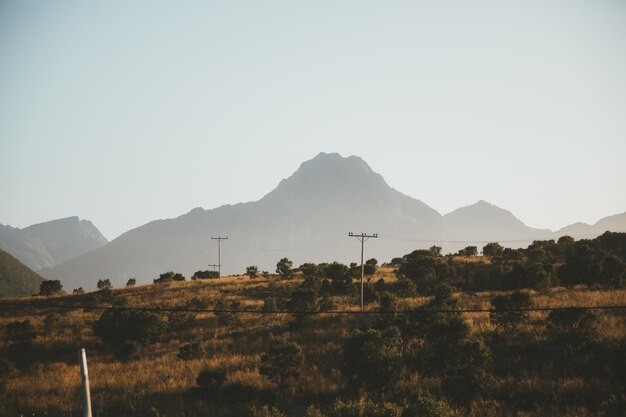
[1,266,625,417]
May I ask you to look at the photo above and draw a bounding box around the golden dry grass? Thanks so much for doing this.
[1,268,625,417]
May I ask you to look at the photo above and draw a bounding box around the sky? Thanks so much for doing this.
[1,1,625,240]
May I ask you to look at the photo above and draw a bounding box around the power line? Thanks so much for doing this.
[1,300,625,315]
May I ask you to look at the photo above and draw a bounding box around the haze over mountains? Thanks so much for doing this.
[30,152,625,291]
[0,217,108,271]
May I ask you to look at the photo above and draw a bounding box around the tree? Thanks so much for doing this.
[490,291,532,330]
[126,278,136,287]
[192,270,219,280]
[97,279,113,290]
[342,326,404,397]
[324,261,352,290]
[299,263,319,278]
[457,246,478,257]
[276,258,293,280]
[260,337,304,388]
[72,287,84,294]
[39,279,63,296]
[93,309,167,347]
[246,265,259,280]
[482,242,504,257]
[154,271,185,284]
[364,258,378,276]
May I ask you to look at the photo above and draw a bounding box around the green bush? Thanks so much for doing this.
[260,337,303,388]
[93,309,167,347]
[342,327,404,397]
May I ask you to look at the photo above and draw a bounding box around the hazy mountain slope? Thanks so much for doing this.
[42,153,625,290]
[0,217,108,270]
[443,200,552,246]
[556,212,626,239]
[44,153,449,289]
[0,248,44,298]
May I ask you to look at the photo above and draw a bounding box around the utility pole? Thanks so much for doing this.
[348,232,378,309]
[211,237,228,277]
[79,348,93,417]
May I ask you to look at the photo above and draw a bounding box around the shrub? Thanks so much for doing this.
[260,337,304,388]
[342,327,404,397]
[396,278,417,297]
[72,287,85,294]
[192,270,220,280]
[401,391,454,417]
[6,320,36,344]
[547,308,597,354]
[196,368,227,389]
[379,292,398,312]
[97,278,113,290]
[262,297,278,312]
[39,279,62,296]
[276,258,294,279]
[178,342,206,360]
[126,278,136,287]
[319,295,335,311]
[154,271,185,284]
[93,309,167,346]
[489,291,532,330]
[43,313,64,335]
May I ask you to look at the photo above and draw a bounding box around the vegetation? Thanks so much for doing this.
[38,279,63,296]
[0,233,625,416]
[0,249,44,297]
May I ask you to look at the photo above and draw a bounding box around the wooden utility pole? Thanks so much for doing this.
[79,348,93,417]
[211,237,228,277]
[348,232,378,309]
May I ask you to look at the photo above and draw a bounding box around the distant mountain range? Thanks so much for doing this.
[0,248,44,298]
[34,152,625,291]
[0,217,108,271]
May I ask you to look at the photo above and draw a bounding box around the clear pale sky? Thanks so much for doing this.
[1,1,625,240]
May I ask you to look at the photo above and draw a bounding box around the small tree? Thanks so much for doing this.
[276,258,293,279]
[154,271,184,284]
[97,279,113,290]
[482,242,504,257]
[39,279,63,296]
[246,265,259,280]
[342,326,404,397]
[72,287,85,294]
[364,258,378,276]
[260,337,304,388]
[490,291,532,330]
[458,246,478,257]
[126,278,136,287]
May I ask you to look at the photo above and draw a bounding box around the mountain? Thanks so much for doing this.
[443,200,552,244]
[555,212,626,239]
[0,217,108,271]
[41,153,626,290]
[0,248,44,298]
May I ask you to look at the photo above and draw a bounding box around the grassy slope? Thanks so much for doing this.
[0,266,625,417]
[0,248,44,298]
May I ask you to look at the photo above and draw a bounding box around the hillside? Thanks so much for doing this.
[0,248,44,297]
[0,216,108,271]
[1,257,625,416]
[42,152,581,290]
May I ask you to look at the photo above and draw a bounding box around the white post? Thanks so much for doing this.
[79,348,93,417]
